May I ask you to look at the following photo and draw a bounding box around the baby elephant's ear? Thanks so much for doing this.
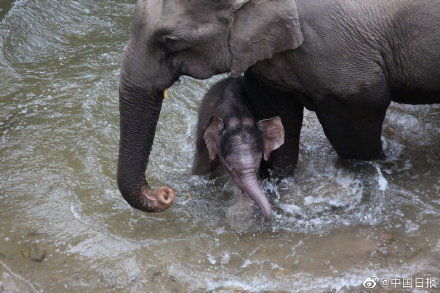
[203,116,224,161]
[257,116,285,161]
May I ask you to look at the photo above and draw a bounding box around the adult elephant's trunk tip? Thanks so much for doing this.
[140,185,177,212]
[117,162,177,213]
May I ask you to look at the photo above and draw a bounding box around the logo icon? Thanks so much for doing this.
[363,277,378,289]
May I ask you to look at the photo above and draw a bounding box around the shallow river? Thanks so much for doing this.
[1,0,439,292]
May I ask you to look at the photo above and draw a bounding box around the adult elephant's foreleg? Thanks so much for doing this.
[243,71,303,179]
[316,84,391,160]
[263,107,303,179]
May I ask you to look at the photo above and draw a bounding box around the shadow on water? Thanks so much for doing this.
[0,0,439,292]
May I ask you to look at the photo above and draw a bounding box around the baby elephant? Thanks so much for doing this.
[192,77,284,221]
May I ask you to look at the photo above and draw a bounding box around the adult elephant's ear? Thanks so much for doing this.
[229,0,304,77]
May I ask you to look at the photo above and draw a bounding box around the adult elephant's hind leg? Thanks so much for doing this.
[316,85,391,160]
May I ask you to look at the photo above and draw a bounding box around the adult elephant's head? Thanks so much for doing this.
[118,0,303,212]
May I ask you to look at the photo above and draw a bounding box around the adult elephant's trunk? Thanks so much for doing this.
[116,30,178,213]
[239,174,272,221]
[117,79,175,212]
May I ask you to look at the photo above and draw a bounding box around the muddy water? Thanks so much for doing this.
[0,0,439,292]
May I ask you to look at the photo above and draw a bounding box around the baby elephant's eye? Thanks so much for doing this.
[225,160,233,170]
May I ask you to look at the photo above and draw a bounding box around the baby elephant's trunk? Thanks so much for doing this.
[239,174,272,221]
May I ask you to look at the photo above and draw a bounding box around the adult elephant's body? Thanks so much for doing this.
[117,0,440,212]
[245,0,440,175]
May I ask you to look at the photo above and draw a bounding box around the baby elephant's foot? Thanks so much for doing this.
[141,186,176,212]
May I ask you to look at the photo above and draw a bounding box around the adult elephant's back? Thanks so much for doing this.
[381,0,440,104]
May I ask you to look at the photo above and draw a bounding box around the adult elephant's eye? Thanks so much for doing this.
[161,35,191,53]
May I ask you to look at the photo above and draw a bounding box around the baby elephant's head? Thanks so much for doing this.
[203,116,285,221]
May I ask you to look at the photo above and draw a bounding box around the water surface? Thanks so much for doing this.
[1,1,439,291]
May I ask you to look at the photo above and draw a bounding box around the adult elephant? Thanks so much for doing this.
[117,0,440,212]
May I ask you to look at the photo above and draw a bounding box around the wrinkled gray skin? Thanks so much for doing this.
[192,77,284,221]
[118,0,440,213]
